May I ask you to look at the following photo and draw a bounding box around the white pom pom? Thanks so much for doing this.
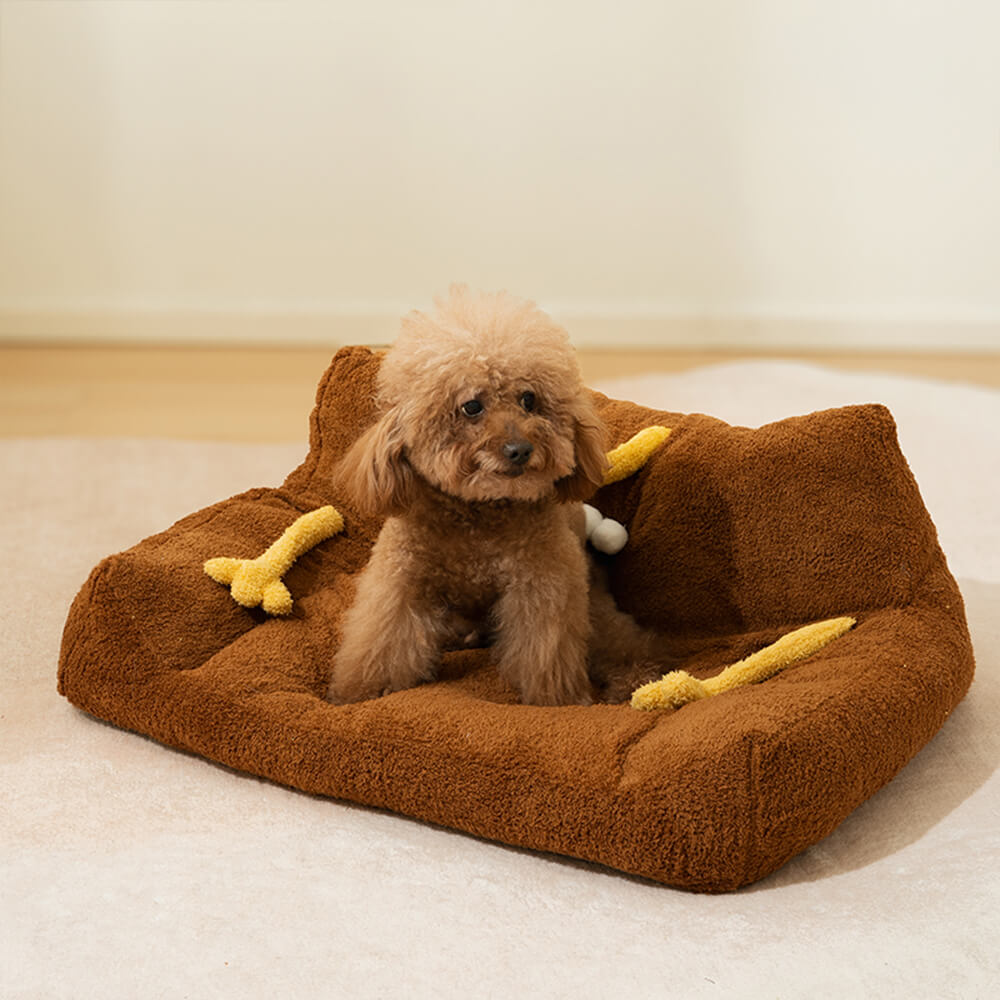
[583,503,603,539]
[591,517,628,554]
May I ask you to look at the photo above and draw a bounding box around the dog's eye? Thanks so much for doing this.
[460,399,484,418]
[519,391,536,412]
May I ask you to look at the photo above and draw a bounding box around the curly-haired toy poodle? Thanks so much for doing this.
[326,286,669,706]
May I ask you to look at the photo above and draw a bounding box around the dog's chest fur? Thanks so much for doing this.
[380,486,583,620]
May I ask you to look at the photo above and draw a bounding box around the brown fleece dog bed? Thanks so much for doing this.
[58,347,975,892]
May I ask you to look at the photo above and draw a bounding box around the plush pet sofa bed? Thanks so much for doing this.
[58,347,974,891]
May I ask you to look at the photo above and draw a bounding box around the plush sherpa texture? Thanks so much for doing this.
[57,346,975,892]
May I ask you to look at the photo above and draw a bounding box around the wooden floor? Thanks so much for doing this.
[2,344,998,442]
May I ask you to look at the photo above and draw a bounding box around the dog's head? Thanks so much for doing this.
[339,285,608,515]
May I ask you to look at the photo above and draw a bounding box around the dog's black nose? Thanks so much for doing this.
[503,440,534,466]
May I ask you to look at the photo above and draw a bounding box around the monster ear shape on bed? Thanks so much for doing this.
[555,393,611,502]
[336,407,414,518]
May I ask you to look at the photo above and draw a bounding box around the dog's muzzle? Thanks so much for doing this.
[502,440,534,473]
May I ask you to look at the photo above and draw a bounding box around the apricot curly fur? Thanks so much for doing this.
[326,286,672,706]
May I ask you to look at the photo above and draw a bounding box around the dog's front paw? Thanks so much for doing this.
[326,658,427,703]
[325,659,385,704]
[328,678,424,704]
[513,668,595,707]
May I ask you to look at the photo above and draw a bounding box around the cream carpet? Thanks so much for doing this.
[2,362,997,998]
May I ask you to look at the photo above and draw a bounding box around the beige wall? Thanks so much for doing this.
[1,0,998,348]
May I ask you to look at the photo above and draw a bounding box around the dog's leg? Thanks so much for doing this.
[327,545,445,703]
[492,545,593,706]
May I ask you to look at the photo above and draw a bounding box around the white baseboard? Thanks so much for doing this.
[1,307,998,352]
[560,310,1000,352]
[0,308,399,348]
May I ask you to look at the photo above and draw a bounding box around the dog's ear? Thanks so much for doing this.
[555,395,609,503]
[335,407,414,517]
